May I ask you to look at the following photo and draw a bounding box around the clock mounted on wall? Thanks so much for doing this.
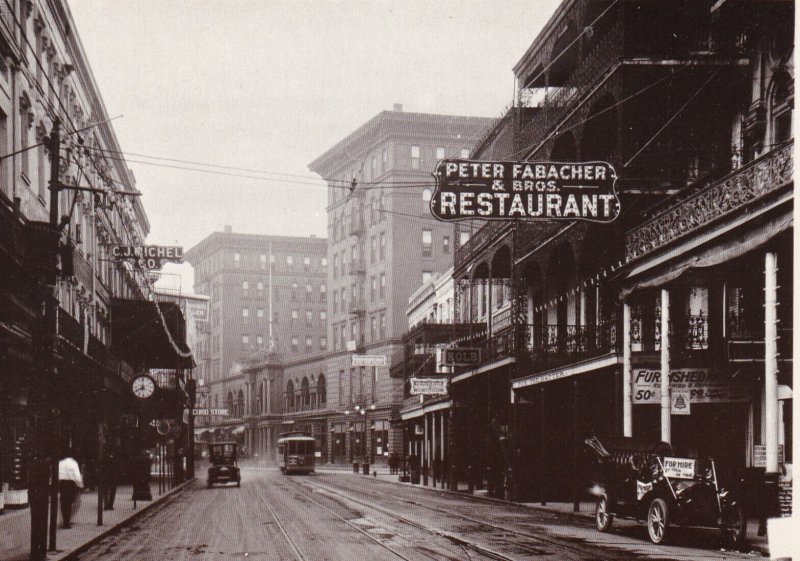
[131,374,156,399]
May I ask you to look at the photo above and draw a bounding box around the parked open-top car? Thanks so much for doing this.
[585,436,747,548]
[207,442,241,488]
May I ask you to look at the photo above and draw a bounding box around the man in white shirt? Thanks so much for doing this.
[58,450,83,528]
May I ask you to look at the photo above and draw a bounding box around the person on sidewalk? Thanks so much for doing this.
[58,449,84,528]
[101,449,119,510]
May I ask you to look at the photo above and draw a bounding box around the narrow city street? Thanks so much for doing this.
[69,467,764,561]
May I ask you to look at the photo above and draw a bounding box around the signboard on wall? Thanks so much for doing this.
[112,245,184,270]
[442,348,480,365]
[410,377,448,396]
[753,445,785,468]
[671,390,691,415]
[632,369,751,404]
[430,159,620,222]
[352,354,387,367]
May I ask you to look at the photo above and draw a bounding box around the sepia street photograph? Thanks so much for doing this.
[0,1,796,560]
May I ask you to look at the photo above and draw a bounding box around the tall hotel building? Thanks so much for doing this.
[309,105,492,463]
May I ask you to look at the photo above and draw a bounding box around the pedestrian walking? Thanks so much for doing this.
[101,449,119,510]
[58,449,84,528]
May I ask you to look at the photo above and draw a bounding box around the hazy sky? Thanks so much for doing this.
[66,0,560,292]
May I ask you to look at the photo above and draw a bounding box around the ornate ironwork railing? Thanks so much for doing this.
[525,322,619,370]
[626,141,794,262]
[518,20,624,150]
[454,221,512,274]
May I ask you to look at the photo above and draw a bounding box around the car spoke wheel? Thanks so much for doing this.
[647,498,669,544]
[596,495,614,532]
[722,504,747,549]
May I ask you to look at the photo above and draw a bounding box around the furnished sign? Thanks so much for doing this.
[443,348,480,365]
[632,368,751,404]
[410,377,448,396]
[430,159,619,222]
[352,354,387,367]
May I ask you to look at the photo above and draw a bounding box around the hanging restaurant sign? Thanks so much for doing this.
[112,245,184,269]
[430,159,619,222]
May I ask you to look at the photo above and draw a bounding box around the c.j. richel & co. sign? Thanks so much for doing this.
[430,159,620,223]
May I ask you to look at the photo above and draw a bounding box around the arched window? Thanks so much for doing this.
[242,280,249,290]
[317,374,327,405]
[285,380,295,412]
[422,187,432,202]
[301,377,310,408]
[770,70,793,145]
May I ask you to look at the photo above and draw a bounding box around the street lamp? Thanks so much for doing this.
[344,403,376,467]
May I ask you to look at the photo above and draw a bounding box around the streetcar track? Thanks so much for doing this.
[252,481,310,561]
[282,476,520,561]
[269,477,421,561]
[302,476,628,561]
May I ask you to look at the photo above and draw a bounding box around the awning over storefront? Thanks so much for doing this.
[400,398,452,421]
[111,298,195,369]
[621,204,792,299]
[511,353,621,394]
[194,428,209,436]
[231,426,245,435]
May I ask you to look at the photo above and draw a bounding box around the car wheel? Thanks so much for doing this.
[722,504,747,549]
[596,494,614,532]
[647,498,670,545]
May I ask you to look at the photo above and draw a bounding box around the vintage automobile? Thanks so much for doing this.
[585,436,747,548]
[207,442,241,488]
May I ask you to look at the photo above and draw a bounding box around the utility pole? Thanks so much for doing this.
[46,119,62,553]
[29,119,60,561]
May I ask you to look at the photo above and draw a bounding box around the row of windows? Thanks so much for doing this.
[331,313,387,350]
[241,334,327,352]
[421,229,450,257]
[241,308,327,323]
[330,198,386,242]
[232,252,327,270]
[241,280,326,293]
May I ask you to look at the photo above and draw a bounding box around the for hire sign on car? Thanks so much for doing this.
[430,159,620,222]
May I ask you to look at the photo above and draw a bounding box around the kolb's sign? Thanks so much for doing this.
[442,348,480,365]
[410,377,448,396]
[431,159,619,222]
[112,245,184,270]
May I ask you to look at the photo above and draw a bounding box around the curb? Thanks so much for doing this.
[336,472,771,558]
[54,478,196,561]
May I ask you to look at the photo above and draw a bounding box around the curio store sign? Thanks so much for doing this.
[430,159,619,222]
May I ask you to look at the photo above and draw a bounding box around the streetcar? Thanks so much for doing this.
[277,432,316,474]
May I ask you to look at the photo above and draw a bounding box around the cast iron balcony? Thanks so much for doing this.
[626,141,793,262]
[525,322,619,371]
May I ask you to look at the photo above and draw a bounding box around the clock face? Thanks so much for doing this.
[132,375,156,399]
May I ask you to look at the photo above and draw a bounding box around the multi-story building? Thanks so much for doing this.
[309,105,493,464]
[396,267,482,487]
[0,1,194,556]
[445,0,793,521]
[184,227,328,453]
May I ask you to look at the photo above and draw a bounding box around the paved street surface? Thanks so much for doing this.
[67,467,768,561]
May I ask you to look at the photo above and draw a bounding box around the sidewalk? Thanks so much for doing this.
[331,470,772,557]
[0,478,192,561]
